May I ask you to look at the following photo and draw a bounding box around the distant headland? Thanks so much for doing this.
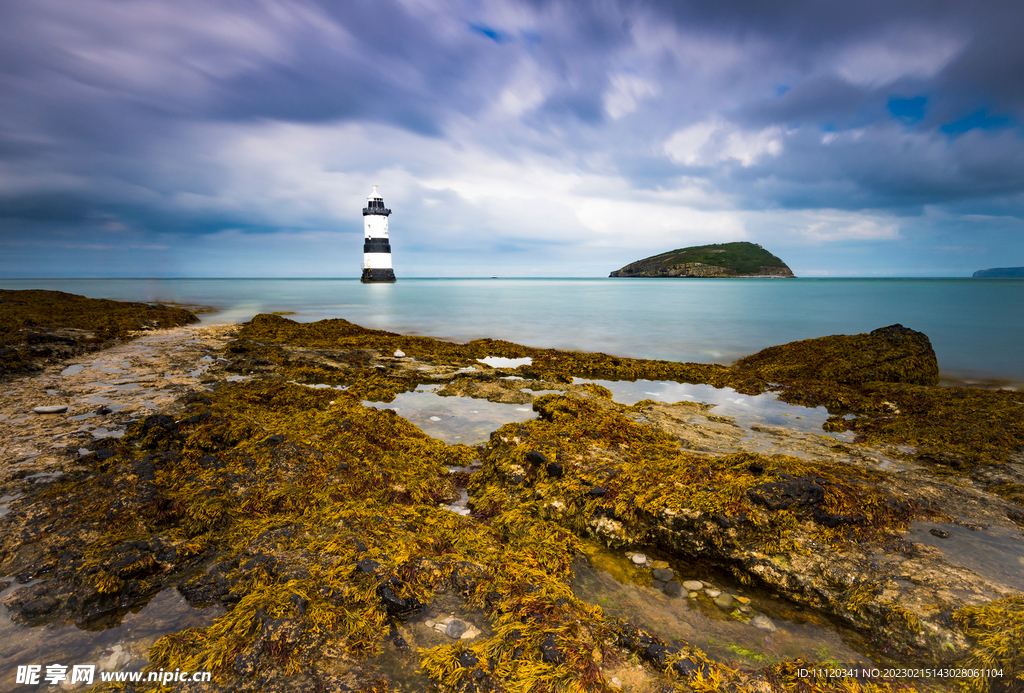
[609,241,795,278]
[972,266,1024,278]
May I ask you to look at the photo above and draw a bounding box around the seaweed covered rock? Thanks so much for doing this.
[734,323,939,386]
[0,289,199,378]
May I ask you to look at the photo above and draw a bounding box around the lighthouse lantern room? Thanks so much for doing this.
[361,185,396,283]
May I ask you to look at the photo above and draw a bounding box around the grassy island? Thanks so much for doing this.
[610,242,795,278]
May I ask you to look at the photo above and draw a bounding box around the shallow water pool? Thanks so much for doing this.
[363,385,537,444]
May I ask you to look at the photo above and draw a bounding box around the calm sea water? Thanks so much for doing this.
[3,278,1022,386]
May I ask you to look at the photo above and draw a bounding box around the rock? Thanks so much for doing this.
[651,560,669,569]
[751,614,776,632]
[652,579,665,589]
[540,633,562,664]
[21,596,59,617]
[682,580,703,591]
[734,323,939,386]
[930,528,952,539]
[33,405,68,414]
[458,649,478,668]
[714,593,735,610]
[394,350,405,357]
[546,461,563,478]
[689,592,698,598]
[663,580,682,597]
[653,568,674,582]
[747,476,825,510]
[705,588,721,598]
[525,450,549,467]
[735,596,751,605]
[631,553,647,565]
[446,620,468,639]
[587,486,606,497]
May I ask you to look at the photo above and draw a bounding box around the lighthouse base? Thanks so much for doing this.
[361,268,396,283]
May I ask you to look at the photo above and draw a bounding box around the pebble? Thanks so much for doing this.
[688,592,698,598]
[429,416,442,421]
[682,580,703,591]
[652,579,665,590]
[714,593,735,610]
[734,596,751,605]
[446,619,468,639]
[394,350,406,357]
[662,580,682,597]
[650,560,669,569]
[630,553,647,565]
[751,614,777,632]
[33,405,68,414]
[652,567,674,582]
[705,588,721,598]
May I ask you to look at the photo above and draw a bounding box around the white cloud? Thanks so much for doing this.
[664,119,784,167]
[834,29,964,86]
[604,73,659,119]
[800,215,900,242]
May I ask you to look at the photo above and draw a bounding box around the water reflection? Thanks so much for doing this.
[363,385,537,444]
[572,378,847,437]
[0,587,224,691]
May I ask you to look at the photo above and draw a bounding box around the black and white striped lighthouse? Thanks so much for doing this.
[361,185,396,283]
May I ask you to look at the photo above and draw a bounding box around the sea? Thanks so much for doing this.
[2,277,1022,387]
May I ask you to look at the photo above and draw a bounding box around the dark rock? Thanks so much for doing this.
[262,434,286,446]
[458,650,479,668]
[747,476,825,510]
[587,486,606,497]
[653,568,674,582]
[290,593,309,614]
[525,450,549,467]
[644,643,677,668]
[540,633,563,664]
[813,507,867,527]
[355,558,382,575]
[917,452,965,469]
[929,528,952,539]
[747,463,764,475]
[21,597,59,618]
[446,620,468,639]
[672,657,700,677]
[662,580,682,597]
[546,461,564,478]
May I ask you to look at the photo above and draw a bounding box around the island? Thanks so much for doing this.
[609,241,795,277]
[972,266,1024,278]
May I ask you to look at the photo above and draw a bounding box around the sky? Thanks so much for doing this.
[1,0,1023,278]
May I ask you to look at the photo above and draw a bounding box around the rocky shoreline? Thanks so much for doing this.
[1,297,1022,692]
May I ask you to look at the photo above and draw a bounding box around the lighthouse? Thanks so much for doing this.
[361,185,396,283]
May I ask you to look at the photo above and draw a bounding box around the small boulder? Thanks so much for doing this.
[714,593,735,610]
[33,405,68,414]
[653,568,674,582]
[662,580,682,597]
[446,620,468,639]
[682,580,703,591]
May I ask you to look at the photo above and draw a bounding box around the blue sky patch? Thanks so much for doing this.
[470,23,509,43]
[888,96,927,123]
[941,109,1012,135]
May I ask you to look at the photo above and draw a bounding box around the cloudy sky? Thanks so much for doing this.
[1,0,1022,278]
